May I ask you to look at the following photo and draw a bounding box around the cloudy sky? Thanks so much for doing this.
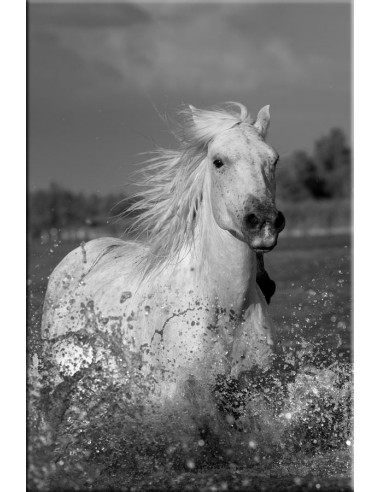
[28,1,351,194]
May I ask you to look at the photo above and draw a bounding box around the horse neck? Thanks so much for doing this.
[192,196,257,312]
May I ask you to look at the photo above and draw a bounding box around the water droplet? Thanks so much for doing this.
[186,459,195,469]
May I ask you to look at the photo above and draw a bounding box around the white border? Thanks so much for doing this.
[1,1,26,490]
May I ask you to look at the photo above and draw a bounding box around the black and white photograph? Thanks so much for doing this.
[26,1,353,490]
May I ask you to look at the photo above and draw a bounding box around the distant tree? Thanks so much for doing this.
[28,183,132,238]
[84,193,102,226]
[28,189,52,237]
[312,128,351,198]
[277,128,351,201]
[277,151,316,201]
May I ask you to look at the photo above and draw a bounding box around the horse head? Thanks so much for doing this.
[195,105,285,252]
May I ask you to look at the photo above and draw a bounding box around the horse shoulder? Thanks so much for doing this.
[41,237,137,339]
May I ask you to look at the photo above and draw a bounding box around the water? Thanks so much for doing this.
[27,235,352,490]
[27,322,353,491]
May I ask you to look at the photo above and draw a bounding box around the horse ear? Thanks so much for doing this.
[253,105,270,138]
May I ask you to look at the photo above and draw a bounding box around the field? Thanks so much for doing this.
[27,232,352,491]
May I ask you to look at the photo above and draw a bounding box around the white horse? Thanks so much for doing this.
[41,102,285,406]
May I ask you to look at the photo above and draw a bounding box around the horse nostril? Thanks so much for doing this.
[245,213,259,230]
[274,211,285,231]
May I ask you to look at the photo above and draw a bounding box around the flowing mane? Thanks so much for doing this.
[124,102,254,275]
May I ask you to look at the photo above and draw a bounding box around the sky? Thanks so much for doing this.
[28,1,352,195]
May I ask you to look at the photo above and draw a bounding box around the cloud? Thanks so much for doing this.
[30,2,346,113]
[42,4,309,100]
[29,2,151,28]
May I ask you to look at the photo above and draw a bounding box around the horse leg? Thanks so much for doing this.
[256,252,276,304]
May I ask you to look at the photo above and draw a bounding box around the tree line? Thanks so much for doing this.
[28,184,133,239]
[28,128,351,238]
[277,127,351,201]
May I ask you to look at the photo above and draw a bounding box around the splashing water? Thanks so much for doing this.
[28,316,352,491]
[27,235,352,491]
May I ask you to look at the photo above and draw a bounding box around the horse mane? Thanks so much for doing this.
[123,102,254,276]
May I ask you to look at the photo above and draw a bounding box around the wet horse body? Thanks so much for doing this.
[41,102,284,404]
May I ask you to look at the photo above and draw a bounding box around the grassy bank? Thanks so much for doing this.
[278,199,351,236]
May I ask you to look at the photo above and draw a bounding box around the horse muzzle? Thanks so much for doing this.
[242,208,285,252]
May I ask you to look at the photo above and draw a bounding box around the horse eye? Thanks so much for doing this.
[213,159,224,169]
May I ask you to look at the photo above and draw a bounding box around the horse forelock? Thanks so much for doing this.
[123,102,252,277]
[179,102,253,145]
